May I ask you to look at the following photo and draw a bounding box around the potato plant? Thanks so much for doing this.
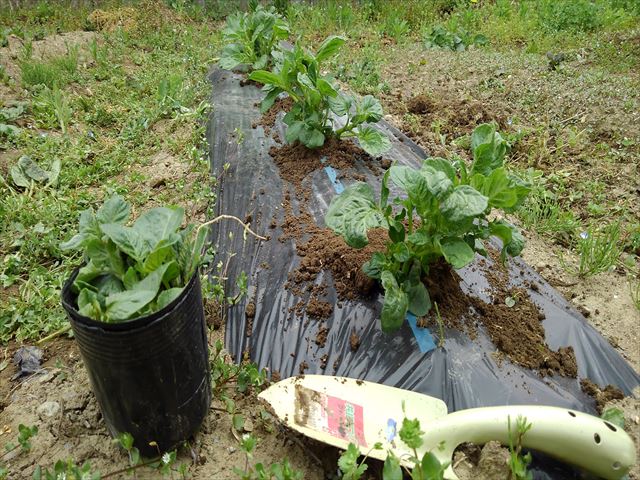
[248,36,391,157]
[326,124,530,331]
[60,195,207,322]
[219,3,290,72]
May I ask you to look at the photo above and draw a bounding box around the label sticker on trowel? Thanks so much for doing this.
[294,384,366,446]
[406,313,436,353]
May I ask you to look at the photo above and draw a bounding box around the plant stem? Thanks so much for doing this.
[102,457,162,479]
[37,324,72,344]
[196,214,267,241]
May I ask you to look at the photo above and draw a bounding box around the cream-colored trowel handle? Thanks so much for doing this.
[420,406,635,480]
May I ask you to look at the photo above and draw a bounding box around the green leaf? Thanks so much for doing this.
[328,93,353,116]
[489,220,525,261]
[354,95,383,124]
[380,271,409,332]
[133,206,184,251]
[423,157,456,182]
[601,408,625,428]
[440,185,488,223]
[16,155,49,183]
[421,165,454,200]
[390,166,430,205]
[47,158,61,187]
[77,288,103,319]
[187,225,209,278]
[362,252,386,279]
[86,239,126,278]
[260,88,282,113]
[123,267,138,290]
[420,451,447,479]
[470,123,507,176]
[480,167,519,209]
[315,35,346,63]
[285,120,304,143]
[96,195,130,225]
[60,233,87,251]
[440,237,475,269]
[132,263,171,296]
[93,274,124,297]
[219,43,247,70]
[325,182,386,248]
[399,417,424,450]
[156,288,183,310]
[248,69,282,87]
[99,224,147,263]
[299,125,325,148]
[405,280,431,317]
[105,289,157,321]
[355,126,391,157]
[316,78,338,98]
[337,443,367,479]
[382,455,402,480]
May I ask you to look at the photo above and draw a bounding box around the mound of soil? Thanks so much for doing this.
[269,137,373,194]
[252,96,294,139]
[580,379,625,413]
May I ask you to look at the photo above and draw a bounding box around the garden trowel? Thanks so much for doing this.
[259,375,636,480]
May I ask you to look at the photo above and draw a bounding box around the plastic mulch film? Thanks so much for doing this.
[207,67,639,417]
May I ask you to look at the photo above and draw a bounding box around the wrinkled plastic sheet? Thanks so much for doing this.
[207,67,639,416]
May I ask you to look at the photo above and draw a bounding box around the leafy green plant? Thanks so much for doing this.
[234,433,303,480]
[560,223,622,277]
[10,155,61,189]
[537,0,603,33]
[60,194,209,323]
[1,424,38,479]
[219,4,289,72]
[249,36,391,156]
[326,123,529,331]
[507,415,533,480]
[424,25,487,51]
[36,86,72,134]
[382,16,410,42]
[338,415,448,480]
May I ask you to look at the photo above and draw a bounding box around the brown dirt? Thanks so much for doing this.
[252,96,294,140]
[349,330,361,352]
[0,336,324,480]
[314,325,329,348]
[306,298,333,319]
[291,228,387,302]
[580,379,625,413]
[269,137,372,194]
[407,94,435,115]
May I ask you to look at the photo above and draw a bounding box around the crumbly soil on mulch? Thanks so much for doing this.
[251,96,294,140]
[580,378,625,413]
[269,136,374,194]
[262,110,577,376]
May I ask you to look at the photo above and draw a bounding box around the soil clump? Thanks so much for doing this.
[580,379,625,413]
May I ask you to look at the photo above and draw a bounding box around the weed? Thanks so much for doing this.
[19,60,61,88]
[234,433,303,480]
[537,0,603,33]
[561,223,623,277]
[424,25,487,51]
[507,415,533,480]
[382,15,410,43]
[38,86,72,134]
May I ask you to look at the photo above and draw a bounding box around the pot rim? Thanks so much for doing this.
[61,266,200,332]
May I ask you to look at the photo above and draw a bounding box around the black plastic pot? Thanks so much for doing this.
[61,269,211,456]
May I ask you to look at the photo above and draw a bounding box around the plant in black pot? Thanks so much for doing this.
[60,195,264,456]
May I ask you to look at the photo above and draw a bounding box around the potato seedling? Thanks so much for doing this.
[249,36,391,156]
[326,124,529,331]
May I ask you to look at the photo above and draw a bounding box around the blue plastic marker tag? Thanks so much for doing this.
[406,312,436,353]
[323,165,344,194]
